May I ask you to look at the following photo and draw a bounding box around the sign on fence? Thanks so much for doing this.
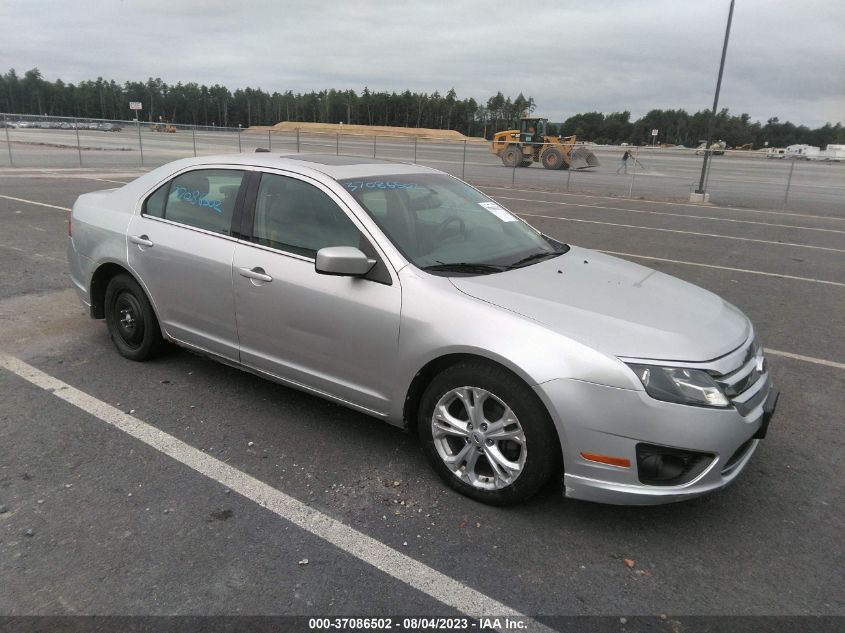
[129,102,143,110]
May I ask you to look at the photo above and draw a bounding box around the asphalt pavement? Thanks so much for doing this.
[0,168,843,629]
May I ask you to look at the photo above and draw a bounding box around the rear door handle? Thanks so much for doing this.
[238,266,273,282]
[129,234,154,247]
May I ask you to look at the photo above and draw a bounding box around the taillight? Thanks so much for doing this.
[67,212,72,237]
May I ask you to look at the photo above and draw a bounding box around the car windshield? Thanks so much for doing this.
[339,173,567,274]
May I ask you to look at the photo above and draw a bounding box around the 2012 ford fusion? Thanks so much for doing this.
[67,153,778,505]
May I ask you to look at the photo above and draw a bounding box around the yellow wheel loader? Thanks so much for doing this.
[490,117,600,170]
[149,120,177,133]
[695,140,726,156]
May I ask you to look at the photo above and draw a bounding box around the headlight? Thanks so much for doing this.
[627,364,730,408]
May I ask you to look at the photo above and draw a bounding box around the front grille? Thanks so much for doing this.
[714,336,769,418]
[723,363,762,397]
[733,382,769,416]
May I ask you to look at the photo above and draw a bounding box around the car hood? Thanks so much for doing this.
[449,246,750,361]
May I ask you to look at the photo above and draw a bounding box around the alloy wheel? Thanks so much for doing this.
[430,386,527,490]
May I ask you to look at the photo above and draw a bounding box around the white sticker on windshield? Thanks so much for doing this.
[478,201,518,222]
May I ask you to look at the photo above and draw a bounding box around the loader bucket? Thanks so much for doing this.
[568,146,600,169]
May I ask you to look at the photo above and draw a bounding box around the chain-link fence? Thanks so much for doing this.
[2,113,842,215]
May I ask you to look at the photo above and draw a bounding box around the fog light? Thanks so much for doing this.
[636,444,714,486]
[638,453,685,481]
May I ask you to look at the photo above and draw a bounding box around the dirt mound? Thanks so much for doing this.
[250,121,469,140]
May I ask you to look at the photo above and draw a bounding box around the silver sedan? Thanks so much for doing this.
[67,154,778,505]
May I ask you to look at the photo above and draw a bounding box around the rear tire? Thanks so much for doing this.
[104,274,164,361]
[501,146,523,168]
[417,361,558,506]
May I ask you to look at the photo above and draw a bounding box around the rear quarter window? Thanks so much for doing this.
[143,183,168,218]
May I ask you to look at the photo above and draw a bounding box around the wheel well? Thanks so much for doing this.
[403,354,472,430]
[403,354,529,428]
[404,353,564,470]
[90,262,132,319]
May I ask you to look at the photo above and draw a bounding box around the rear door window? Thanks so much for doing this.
[146,169,246,235]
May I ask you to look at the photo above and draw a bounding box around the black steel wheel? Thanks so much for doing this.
[104,273,163,361]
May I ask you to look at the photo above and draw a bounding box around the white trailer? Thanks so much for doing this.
[786,144,822,160]
[822,144,845,161]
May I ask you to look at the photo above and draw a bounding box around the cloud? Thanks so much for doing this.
[1,0,842,126]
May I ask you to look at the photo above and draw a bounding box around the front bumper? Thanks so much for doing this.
[534,374,777,505]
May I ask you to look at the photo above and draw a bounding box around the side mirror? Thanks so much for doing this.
[315,246,376,277]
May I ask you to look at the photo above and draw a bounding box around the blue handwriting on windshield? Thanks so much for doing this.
[344,181,422,193]
[173,185,223,213]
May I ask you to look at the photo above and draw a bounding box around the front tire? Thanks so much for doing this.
[104,274,163,361]
[417,361,558,506]
[501,145,523,168]
[541,147,565,170]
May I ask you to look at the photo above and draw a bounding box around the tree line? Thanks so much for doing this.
[554,109,844,149]
[2,68,841,148]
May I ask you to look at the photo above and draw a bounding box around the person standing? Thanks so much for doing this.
[616,149,631,174]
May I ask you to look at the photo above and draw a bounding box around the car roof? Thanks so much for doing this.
[162,153,440,181]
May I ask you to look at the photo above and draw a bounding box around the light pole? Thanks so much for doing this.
[694,0,735,199]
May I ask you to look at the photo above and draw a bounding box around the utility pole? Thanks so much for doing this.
[694,0,735,200]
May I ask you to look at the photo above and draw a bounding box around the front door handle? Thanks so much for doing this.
[238,266,273,283]
[129,234,154,247]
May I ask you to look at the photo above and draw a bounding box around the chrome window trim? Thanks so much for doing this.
[233,237,316,264]
[136,214,242,243]
[133,163,400,284]
[134,163,259,215]
[242,167,401,284]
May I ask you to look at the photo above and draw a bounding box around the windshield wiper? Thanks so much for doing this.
[505,250,564,269]
[422,262,507,275]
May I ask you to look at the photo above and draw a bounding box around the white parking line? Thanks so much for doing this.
[0,353,552,631]
[44,170,130,185]
[598,250,845,287]
[0,172,134,185]
[764,349,845,370]
[515,212,845,254]
[0,194,70,211]
[494,195,845,235]
[482,185,845,222]
[0,170,144,179]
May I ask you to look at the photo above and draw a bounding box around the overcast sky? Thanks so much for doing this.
[2,0,843,126]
